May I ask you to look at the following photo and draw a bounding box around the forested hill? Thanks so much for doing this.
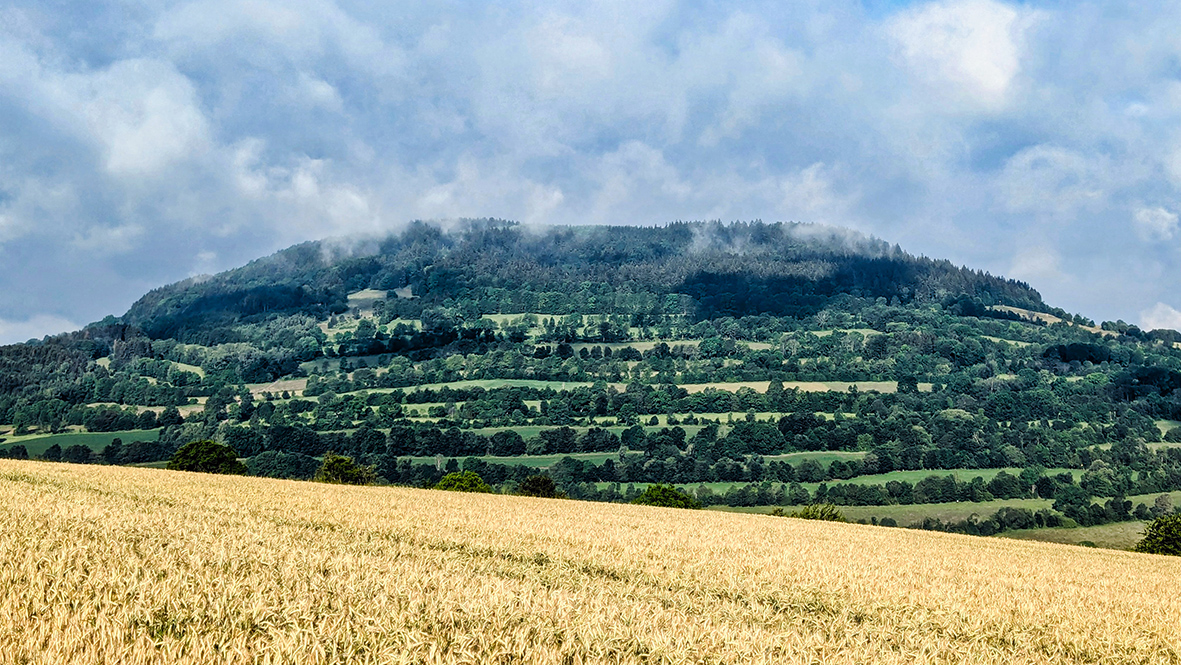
[122,220,1046,343]
[7,218,1181,549]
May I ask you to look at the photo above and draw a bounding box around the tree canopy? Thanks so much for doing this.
[631,484,701,509]
[167,440,246,475]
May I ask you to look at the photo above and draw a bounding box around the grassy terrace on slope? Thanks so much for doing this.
[1,461,1178,664]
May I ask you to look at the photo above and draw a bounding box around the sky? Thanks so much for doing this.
[2,0,1181,343]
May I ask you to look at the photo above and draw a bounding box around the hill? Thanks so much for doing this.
[1,461,1177,663]
[120,220,1048,343]
[2,219,1181,551]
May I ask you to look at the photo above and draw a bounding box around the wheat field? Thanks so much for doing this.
[1,460,1179,664]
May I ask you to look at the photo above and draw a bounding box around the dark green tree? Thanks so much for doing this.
[247,450,320,480]
[158,406,185,428]
[1134,514,1181,556]
[167,440,247,474]
[101,438,123,464]
[0,445,28,460]
[434,470,492,493]
[313,451,377,485]
[631,484,701,509]
[517,474,560,498]
[61,444,93,464]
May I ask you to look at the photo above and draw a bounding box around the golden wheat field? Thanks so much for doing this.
[1,461,1179,665]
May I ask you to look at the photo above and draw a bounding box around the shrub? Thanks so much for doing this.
[435,471,492,493]
[631,484,701,509]
[784,504,848,522]
[313,452,376,485]
[517,474,562,498]
[167,440,246,475]
[1134,514,1181,556]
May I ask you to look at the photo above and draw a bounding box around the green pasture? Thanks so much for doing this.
[395,379,598,393]
[1155,419,1180,435]
[128,460,170,469]
[404,452,634,469]
[462,424,709,441]
[981,336,1034,348]
[347,289,387,305]
[1002,522,1150,551]
[710,497,1055,524]
[795,328,880,338]
[678,380,933,394]
[620,467,1080,497]
[0,429,161,457]
[763,451,867,465]
[171,361,206,378]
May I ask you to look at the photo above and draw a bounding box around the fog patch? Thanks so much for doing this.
[0,314,80,345]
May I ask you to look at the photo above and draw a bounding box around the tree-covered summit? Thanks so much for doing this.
[120,220,1046,343]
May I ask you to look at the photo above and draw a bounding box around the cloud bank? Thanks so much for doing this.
[2,0,1181,342]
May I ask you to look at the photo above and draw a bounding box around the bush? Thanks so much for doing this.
[435,471,492,493]
[517,474,562,498]
[167,440,247,474]
[1134,514,1181,556]
[631,484,701,509]
[784,504,848,522]
[313,452,376,485]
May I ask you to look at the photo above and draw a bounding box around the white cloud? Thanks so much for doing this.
[1141,302,1181,332]
[1132,206,1178,241]
[1008,246,1065,284]
[997,145,1108,219]
[71,224,145,253]
[778,163,853,224]
[887,0,1035,109]
[78,59,211,176]
[0,314,80,345]
[294,72,343,112]
[2,0,1181,337]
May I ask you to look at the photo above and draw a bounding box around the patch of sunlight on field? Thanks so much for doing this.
[2,461,1178,664]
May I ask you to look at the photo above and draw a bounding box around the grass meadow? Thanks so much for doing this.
[1001,521,1155,551]
[0,429,160,456]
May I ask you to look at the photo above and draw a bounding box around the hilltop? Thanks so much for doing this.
[1,219,1180,551]
[120,220,1047,343]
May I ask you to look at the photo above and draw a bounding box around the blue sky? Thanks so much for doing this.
[2,0,1181,342]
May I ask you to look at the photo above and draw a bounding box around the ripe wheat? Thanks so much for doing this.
[1,460,1179,664]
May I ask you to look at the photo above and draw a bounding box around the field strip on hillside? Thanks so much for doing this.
[676,380,935,394]
[1,461,1179,664]
[333,379,934,396]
